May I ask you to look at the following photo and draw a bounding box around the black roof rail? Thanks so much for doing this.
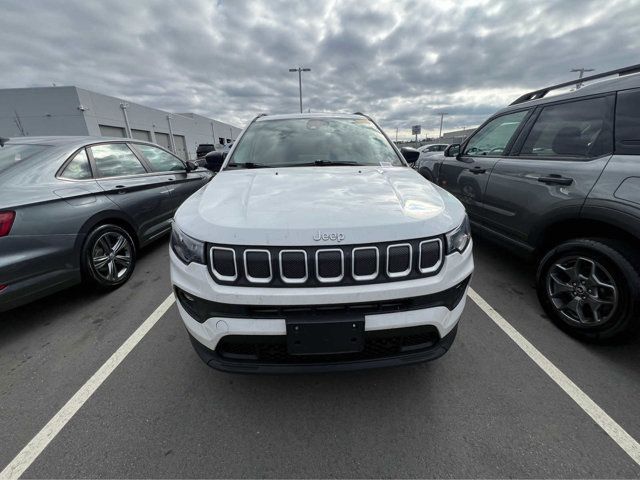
[510,63,640,106]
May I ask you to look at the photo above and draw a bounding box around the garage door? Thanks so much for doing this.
[131,129,151,142]
[173,135,188,160]
[99,125,126,138]
[155,132,171,150]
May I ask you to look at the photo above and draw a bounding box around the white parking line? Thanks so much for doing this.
[468,287,640,467]
[0,294,176,480]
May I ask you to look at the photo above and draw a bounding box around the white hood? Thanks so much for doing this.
[176,166,466,246]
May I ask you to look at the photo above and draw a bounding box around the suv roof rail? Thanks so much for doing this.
[510,63,640,106]
[256,113,268,118]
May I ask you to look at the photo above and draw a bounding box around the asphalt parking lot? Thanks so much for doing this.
[1,236,640,478]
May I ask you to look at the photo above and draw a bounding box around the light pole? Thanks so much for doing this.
[438,112,448,139]
[120,102,132,138]
[571,68,594,89]
[289,67,311,113]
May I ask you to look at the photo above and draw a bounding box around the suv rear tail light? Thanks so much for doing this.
[0,211,15,237]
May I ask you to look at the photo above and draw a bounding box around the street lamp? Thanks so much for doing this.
[438,112,449,139]
[289,67,311,113]
[571,68,594,89]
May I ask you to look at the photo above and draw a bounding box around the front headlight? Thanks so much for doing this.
[446,215,471,254]
[171,223,206,264]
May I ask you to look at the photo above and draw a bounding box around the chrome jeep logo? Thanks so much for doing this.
[313,231,345,242]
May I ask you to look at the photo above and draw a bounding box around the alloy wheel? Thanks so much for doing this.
[91,231,133,283]
[546,255,618,327]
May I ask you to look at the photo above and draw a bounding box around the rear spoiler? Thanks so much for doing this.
[0,137,9,147]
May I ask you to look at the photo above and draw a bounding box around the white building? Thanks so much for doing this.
[0,86,242,159]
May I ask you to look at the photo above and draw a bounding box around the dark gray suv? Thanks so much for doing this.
[426,65,640,341]
[0,136,211,311]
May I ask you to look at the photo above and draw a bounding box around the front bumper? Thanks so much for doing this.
[170,242,473,373]
[188,324,458,373]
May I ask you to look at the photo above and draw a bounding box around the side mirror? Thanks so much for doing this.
[444,144,461,158]
[204,151,227,172]
[400,147,420,164]
[185,160,198,172]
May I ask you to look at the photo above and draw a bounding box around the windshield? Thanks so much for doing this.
[227,117,403,168]
[0,144,51,173]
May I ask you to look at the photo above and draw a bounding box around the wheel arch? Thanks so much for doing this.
[75,210,140,253]
[532,215,638,258]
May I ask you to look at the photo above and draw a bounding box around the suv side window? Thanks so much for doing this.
[615,88,640,155]
[136,144,185,172]
[61,149,92,180]
[91,143,147,178]
[463,110,528,156]
[520,97,612,158]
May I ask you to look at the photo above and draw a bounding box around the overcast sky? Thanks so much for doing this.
[2,0,640,139]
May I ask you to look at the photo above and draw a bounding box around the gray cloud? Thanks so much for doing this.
[1,0,639,139]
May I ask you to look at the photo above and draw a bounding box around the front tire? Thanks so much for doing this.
[82,224,136,289]
[536,238,640,341]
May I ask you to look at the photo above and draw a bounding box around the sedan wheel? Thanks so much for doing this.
[83,224,136,289]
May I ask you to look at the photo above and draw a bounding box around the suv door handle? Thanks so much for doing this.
[469,166,486,174]
[114,185,127,194]
[538,175,573,186]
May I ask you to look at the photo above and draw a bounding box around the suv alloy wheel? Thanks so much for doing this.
[537,238,640,340]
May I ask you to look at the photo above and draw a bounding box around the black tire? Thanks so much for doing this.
[81,224,136,289]
[536,238,640,341]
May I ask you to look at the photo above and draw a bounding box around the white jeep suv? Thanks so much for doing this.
[169,113,473,373]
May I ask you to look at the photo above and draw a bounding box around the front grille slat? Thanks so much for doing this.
[386,244,412,278]
[316,249,344,283]
[207,236,445,287]
[419,239,443,273]
[243,249,272,283]
[279,250,308,283]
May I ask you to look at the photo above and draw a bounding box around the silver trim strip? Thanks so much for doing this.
[418,238,443,274]
[210,246,237,282]
[386,243,413,278]
[244,249,273,284]
[351,246,379,281]
[279,249,309,284]
[315,248,344,283]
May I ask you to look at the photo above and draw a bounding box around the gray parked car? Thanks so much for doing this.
[0,136,211,311]
[425,64,640,341]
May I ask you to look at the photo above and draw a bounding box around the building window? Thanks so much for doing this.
[131,129,151,142]
[99,125,126,138]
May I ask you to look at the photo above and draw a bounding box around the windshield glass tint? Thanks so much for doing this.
[0,144,50,173]
[228,118,402,167]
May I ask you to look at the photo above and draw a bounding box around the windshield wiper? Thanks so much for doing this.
[291,160,361,167]
[226,162,269,169]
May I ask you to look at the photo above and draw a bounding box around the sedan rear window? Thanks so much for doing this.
[0,144,51,173]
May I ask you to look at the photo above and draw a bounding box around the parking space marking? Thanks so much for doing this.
[468,287,640,467]
[0,294,176,480]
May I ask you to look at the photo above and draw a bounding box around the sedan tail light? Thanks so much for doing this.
[0,211,16,237]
